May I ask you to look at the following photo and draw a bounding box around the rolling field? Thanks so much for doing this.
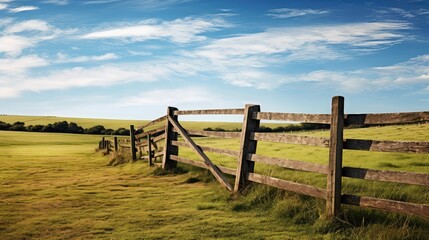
[1,122,428,239]
[0,131,323,239]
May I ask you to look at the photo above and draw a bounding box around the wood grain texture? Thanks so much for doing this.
[235,104,261,192]
[342,194,429,219]
[326,96,345,218]
[248,154,329,174]
[174,109,245,115]
[344,139,429,153]
[345,111,429,125]
[168,115,233,191]
[254,112,331,124]
[181,129,242,139]
[251,132,330,147]
[162,107,178,170]
[135,127,165,140]
[247,173,327,199]
[170,155,236,175]
[342,167,429,186]
[172,140,239,157]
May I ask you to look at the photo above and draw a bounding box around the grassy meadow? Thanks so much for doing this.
[0,130,324,239]
[1,120,428,239]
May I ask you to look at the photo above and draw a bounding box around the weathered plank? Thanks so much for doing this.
[135,127,165,140]
[152,134,165,143]
[247,173,327,199]
[235,105,261,192]
[178,129,241,139]
[154,151,164,158]
[251,132,330,148]
[136,115,167,130]
[342,194,429,219]
[344,139,429,153]
[162,107,178,170]
[342,167,429,186]
[174,108,245,115]
[254,112,331,124]
[248,154,329,174]
[168,115,233,191]
[345,111,429,125]
[170,155,236,175]
[172,141,239,157]
[118,144,131,148]
[326,96,345,218]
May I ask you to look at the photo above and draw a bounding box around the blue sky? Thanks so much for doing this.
[0,0,428,120]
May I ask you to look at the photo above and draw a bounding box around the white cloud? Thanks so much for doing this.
[120,0,194,10]
[56,53,119,63]
[0,3,8,10]
[5,20,51,33]
[194,22,411,61]
[0,55,48,74]
[295,54,429,91]
[81,17,230,43]
[83,0,119,4]
[0,19,76,56]
[0,60,180,98]
[267,8,329,18]
[9,6,39,13]
[118,87,216,107]
[42,0,69,5]
[0,35,35,56]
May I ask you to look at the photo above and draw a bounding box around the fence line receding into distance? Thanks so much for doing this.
[98,96,429,219]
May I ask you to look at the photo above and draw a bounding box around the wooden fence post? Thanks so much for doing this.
[234,104,261,193]
[326,96,345,218]
[101,137,105,148]
[114,137,118,152]
[106,140,110,154]
[162,107,178,170]
[130,125,137,161]
[148,134,153,166]
[114,137,118,157]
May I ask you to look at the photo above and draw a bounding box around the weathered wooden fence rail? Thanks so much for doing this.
[98,96,429,219]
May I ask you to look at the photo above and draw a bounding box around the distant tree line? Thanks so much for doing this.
[0,121,131,136]
[203,123,330,132]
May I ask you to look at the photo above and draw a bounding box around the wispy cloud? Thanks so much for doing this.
[193,22,411,62]
[267,8,329,18]
[0,3,8,10]
[0,60,181,98]
[80,17,230,43]
[118,87,216,107]
[0,35,35,56]
[120,0,194,10]
[0,19,76,56]
[295,54,429,91]
[0,55,48,74]
[55,53,119,63]
[9,6,39,13]
[82,0,119,4]
[4,20,51,33]
[42,0,69,5]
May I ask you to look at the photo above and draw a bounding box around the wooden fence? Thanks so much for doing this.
[98,96,429,219]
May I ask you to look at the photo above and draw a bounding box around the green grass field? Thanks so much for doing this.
[1,122,428,239]
[0,131,325,239]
